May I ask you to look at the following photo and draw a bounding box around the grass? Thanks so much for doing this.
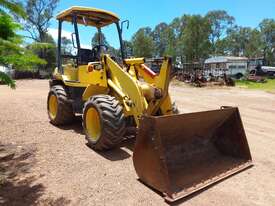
[235,78,275,92]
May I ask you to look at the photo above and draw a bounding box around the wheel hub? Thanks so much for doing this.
[85,107,101,142]
[49,94,58,119]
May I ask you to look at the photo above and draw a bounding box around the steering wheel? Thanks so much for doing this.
[91,44,109,61]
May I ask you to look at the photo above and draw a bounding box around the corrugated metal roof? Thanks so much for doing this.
[205,56,248,64]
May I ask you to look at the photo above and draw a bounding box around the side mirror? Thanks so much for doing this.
[71,33,77,48]
[120,20,129,33]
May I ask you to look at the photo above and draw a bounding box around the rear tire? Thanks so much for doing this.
[47,85,74,125]
[83,95,126,150]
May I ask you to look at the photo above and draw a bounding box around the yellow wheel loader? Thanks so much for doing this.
[47,6,252,202]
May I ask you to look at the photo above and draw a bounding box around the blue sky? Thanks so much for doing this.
[47,0,275,48]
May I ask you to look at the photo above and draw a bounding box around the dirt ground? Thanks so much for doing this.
[0,80,275,206]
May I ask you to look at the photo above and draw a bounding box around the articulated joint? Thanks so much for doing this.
[139,83,163,101]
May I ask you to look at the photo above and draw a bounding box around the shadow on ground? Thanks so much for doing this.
[56,116,84,135]
[55,115,136,161]
[0,144,71,206]
[93,137,135,161]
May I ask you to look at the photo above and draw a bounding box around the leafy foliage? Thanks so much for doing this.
[28,33,56,72]
[0,1,46,88]
[130,10,274,65]
[0,0,25,17]
[259,19,275,65]
[61,37,73,55]
[152,23,169,57]
[0,11,21,40]
[180,15,211,62]
[0,38,45,70]
[123,40,133,57]
[19,0,59,42]
[91,32,120,57]
[0,71,16,88]
[92,32,109,47]
[206,10,235,54]
[132,27,154,57]
[0,12,45,70]
[13,0,59,72]
[224,26,265,58]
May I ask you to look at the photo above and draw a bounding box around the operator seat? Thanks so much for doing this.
[78,48,95,65]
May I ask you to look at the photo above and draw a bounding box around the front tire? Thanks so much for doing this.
[47,85,75,125]
[83,95,126,150]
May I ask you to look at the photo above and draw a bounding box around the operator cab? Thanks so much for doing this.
[56,6,125,70]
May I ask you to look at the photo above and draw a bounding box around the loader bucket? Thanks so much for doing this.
[133,107,252,202]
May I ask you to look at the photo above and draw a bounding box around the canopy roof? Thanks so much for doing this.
[56,6,119,27]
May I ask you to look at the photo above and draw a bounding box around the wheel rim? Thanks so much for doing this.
[48,94,58,119]
[85,107,101,142]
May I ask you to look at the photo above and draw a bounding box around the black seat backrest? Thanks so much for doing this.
[78,49,94,65]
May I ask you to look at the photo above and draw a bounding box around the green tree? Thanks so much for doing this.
[91,32,109,47]
[151,23,177,58]
[0,71,15,88]
[0,10,20,40]
[163,26,177,59]
[152,22,169,56]
[61,37,73,55]
[169,15,188,60]
[0,0,25,16]
[0,14,45,70]
[228,26,249,56]
[180,15,211,62]
[19,0,59,42]
[123,40,133,57]
[245,29,263,58]
[29,33,56,72]
[259,19,275,65]
[132,27,154,57]
[91,32,119,57]
[214,39,228,55]
[17,0,59,72]
[224,26,263,57]
[0,0,24,87]
[0,1,44,88]
[206,10,235,55]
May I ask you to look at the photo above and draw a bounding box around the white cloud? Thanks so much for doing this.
[47,28,72,40]
[47,28,90,49]
[80,44,91,49]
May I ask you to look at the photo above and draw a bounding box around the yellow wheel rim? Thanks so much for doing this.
[86,107,101,142]
[48,94,58,119]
